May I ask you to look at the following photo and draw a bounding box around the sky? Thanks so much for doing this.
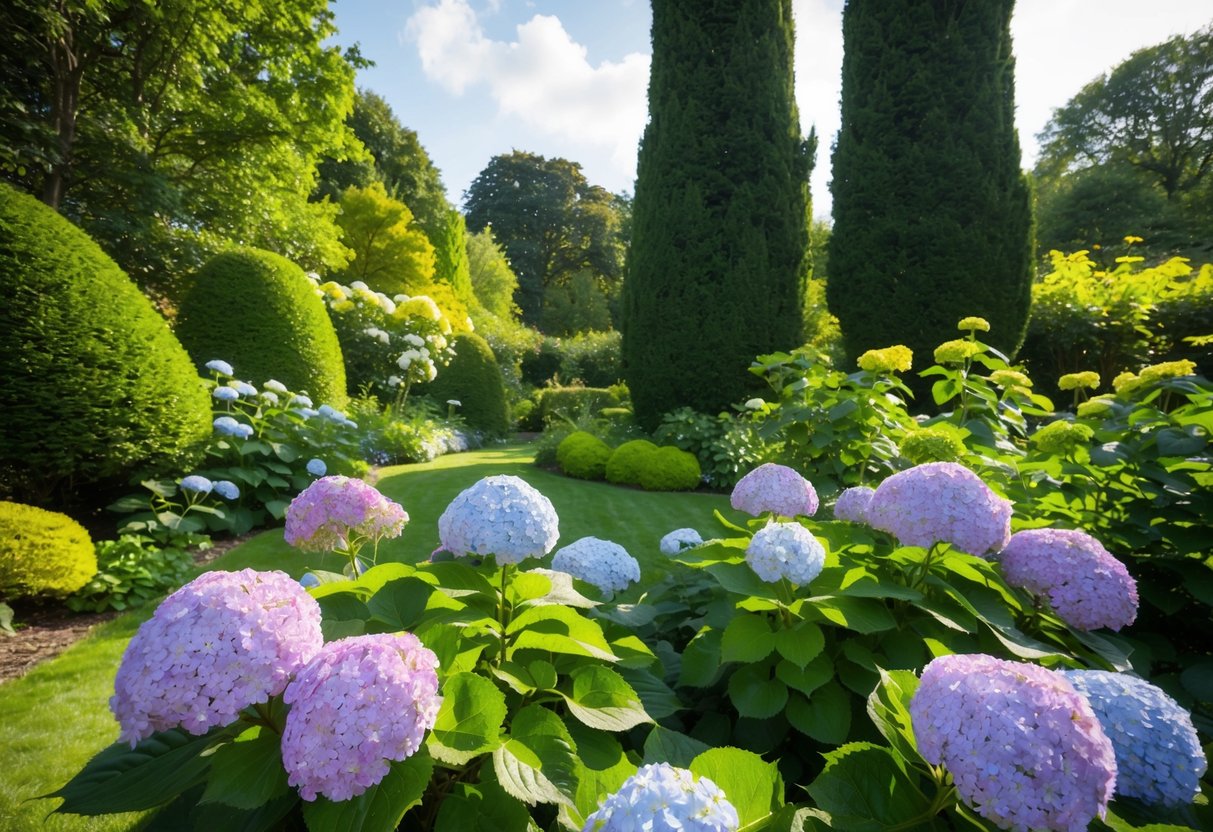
[332,0,1212,219]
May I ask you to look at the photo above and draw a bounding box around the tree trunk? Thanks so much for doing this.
[41,12,82,209]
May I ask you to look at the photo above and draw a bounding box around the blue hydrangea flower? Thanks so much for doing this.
[1063,670,1207,806]
[205,359,234,376]
[231,381,258,396]
[583,762,739,832]
[660,528,703,556]
[179,475,213,494]
[213,416,254,439]
[260,391,279,405]
[212,386,240,401]
[306,458,327,477]
[438,475,559,565]
[263,379,288,394]
[551,537,640,594]
[291,394,313,408]
[297,408,319,419]
[212,480,240,500]
[317,404,345,422]
[745,522,825,586]
[299,573,321,589]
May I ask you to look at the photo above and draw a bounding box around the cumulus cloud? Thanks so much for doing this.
[406,0,649,182]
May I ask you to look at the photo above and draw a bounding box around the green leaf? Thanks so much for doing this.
[775,621,825,667]
[199,726,289,809]
[367,577,439,630]
[811,595,897,633]
[706,562,779,599]
[690,747,784,828]
[721,613,777,663]
[642,726,711,768]
[679,628,722,687]
[434,777,535,832]
[775,653,833,697]
[866,669,923,767]
[618,666,683,719]
[264,499,290,520]
[508,606,616,661]
[301,751,433,832]
[430,673,507,765]
[728,662,789,719]
[492,705,579,807]
[806,743,931,832]
[787,682,851,744]
[714,508,751,534]
[561,665,651,731]
[519,568,598,608]
[47,726,231,814]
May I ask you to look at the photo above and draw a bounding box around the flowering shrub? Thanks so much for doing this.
[832,485,874,523]
[730,463,818,518]
[437,475,559,564]
[551,536,640,594]
[744,522,825,586]
[584,763,739,832]
[285,476,408,576]
[660,527,704,556]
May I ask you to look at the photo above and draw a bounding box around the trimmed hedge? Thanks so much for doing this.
[604,439,701,491]
[176,249,347,406]
[419,333,510,437]
[538,387,622,426]
[605,440,660,486]
[0,183,211,502]
[0,502,97,599]
[556,431,613,480]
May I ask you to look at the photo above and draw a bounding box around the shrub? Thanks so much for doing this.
[521,336,564,386]
[558,330,623,387]
[66,535,195,613]
[604,439,660,486]
[637,446,702,491]
[0,502,97,599]
[556,431,612,480]
[175,249,347,406]
[417,333,510,437]
[538,387,622,426]
[0,183,212,503]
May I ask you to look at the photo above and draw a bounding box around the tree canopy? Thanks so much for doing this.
[335,182,435,296]
[467,228,521,320]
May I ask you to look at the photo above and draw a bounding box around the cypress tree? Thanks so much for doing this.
[828,0,1033,374]
[623,0,812,429]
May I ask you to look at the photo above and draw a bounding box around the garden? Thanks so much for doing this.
[2,2,1212,832]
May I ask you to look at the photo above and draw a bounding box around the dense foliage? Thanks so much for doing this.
[417,333,510,438]
[624,0,813,429]
[0,183,211,505]
[175,249,348,407]
[828,0,1033,369]
[556,431,613,480]
[0,502,96,600]
[334,183,436,296]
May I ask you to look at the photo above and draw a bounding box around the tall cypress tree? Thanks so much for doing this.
[623,0,812,429]
[829,0,1033,372]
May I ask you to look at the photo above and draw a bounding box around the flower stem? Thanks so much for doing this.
[496,562,513,667]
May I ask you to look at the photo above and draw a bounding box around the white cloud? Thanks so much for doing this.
[406,0,649,185]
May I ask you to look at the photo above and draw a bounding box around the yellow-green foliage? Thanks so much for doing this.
[605,440,660,486]
[538,387,622,425]
[556,432,612,480]
[0,503,97,599]
[605,440,701,491]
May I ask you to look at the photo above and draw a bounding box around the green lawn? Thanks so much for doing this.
[0,444,741,831]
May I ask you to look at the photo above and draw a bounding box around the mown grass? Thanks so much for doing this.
[0,444,742,831]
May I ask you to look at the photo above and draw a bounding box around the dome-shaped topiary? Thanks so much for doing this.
[0,502,97,599]
[419,333,510,437]
[0,183,211,502]
[556,431,612,480]
[176,249,347,406]
[637,446,702,492]
[605,439,660,486]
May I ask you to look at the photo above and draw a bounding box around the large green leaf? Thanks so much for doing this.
[429,672,507,765]
[810,595,897,633]
[678,628,722,687]
[561,665,650,731]
[434,776,535,832]
[706,562,780,599]
[508,605,616,661]
[300,751,433,832]
[728,663,789,719]
[491,705,579,808]
[367,577,460,630]
[775,653,833,697]
[690,747,784,829]
[199,726,290,809]
[807,743,932,831]
[865,669,923,768]
[721,613,777,663]
[642,725,711,768]
[775,620,825,667]
[786,682,851,744]
[618,666,683,719]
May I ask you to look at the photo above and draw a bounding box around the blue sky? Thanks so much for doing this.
[331,1,1212,219]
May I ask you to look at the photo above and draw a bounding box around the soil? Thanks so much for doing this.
[0,534,253,685]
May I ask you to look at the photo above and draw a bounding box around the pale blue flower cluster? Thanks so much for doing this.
[1064,670,1207,806]
[205,359,234,376]
[212,386,239,401]
[263,379,288,394]
[583,763,739,832]
[231,381,257,396]
[437,475,559,565]
[260,390,279,405]
[306,458,327,477]
[291,394,313,408]
[212,480,240,500]
[745,522,825,586]
[213,416,254,439]
[317,404,357,429]
[551,537,640,594]
[179,475,213,494]
[660,528,703,556]
[833,486,875,523]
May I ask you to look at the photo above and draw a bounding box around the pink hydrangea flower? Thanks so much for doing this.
[730,463,819,518]
[865,462,1012,556]
[911,654,1116,832]
[284,475,408,552]
[110,569,322,746]
[997,528,1138,631]
[281,633,441,802]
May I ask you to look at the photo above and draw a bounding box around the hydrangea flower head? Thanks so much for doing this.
[989,369,1032,391]
[263,379,288,394]
[933,339,981,364]
[1077,398,1115,419]
[284,476,408,552]
[179,475,213,494]
[996,528,1138,631]
[1063,670,1206,806]
[833,486,875,523]
[212,386,239,401]
[900,427,966,465]
[1031,420,1094,456]
[857,345,913,373]
[1059,372,1100,391]
[660,528,703,556]
[730,463,818,518]
[583,762,739,832]
[212,480,240,500]
[911,654,1116,832]
[551,537,640,594]
[231,380,258,397]
[290,394,313,408]
[306,458,327,477]
[282,633,441,802]
[205,359,234,376]
[865,462,1011,557]
[260,390,279,405]
[213,416,254,439]
[438,475,559,565]
[110,569,322,745]
[958,316,991,333]
[746,522,826,586]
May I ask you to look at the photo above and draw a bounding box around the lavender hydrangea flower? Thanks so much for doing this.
[730,463,819,518]
[745,522,826,586]
[996,528,1138,631]
[212,386,239,401]
[910,654,1116,832]
[284,476,408,552]
[660,528,703,556]
[833,486,875,523]
[306,458,327,477]
[1063,670,1206,806]
[179,475,213,494]
[212,480,240,500]
[281,633,441,802]
[213,416,254,439]
[205,359,234,376]
[865,462,1011,557]
[583,762,739,832]
[231,380,258,396]
[110,569,322,745]
[437,475,559,565]
[551,537,640,594]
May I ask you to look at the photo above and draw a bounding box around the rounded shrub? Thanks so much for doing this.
[605,439,660,486]
[0,183,211,502]
[0,502,97,599]
[419,333,510,437]
[556,432,612,480]
[637,446,702,492]
[176,249,347,406]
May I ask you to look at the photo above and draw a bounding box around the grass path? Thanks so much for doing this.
[0,444,742,831]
